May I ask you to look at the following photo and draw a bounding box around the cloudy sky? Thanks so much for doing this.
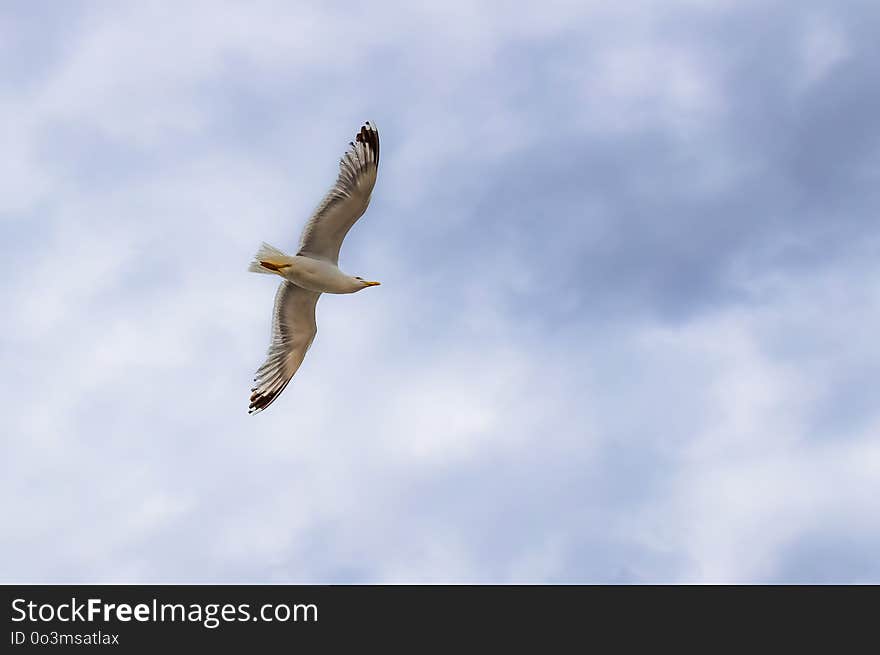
[2,0,879,583]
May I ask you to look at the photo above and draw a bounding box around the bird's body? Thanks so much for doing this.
[283,256,370,294]
[247,121,381,414]
[255,251,374,294]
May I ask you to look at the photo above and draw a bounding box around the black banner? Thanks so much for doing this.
[1,585,874,650]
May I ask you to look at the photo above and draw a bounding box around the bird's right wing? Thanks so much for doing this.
[249,282,320,414]
[297,121,379,264]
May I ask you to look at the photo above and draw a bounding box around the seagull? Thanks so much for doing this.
[247,121,381,414]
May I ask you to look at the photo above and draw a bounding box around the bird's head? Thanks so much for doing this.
[353,276,381,291]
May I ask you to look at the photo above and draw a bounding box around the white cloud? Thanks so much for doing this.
[626,258,880,582]
[798,11,851,89]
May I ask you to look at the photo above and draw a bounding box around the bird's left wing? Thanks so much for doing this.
[249,282,321,414]
[297,121,379,264]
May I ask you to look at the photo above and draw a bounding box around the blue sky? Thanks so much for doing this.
[2,0,879,583]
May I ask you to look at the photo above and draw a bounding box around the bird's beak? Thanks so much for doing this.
[363,280,381,287]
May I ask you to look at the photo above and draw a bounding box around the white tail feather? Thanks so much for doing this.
[248,242,293,275]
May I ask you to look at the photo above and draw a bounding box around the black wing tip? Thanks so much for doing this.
[354,120,379,162]
[248,392,274,414]
[248,375,295,415]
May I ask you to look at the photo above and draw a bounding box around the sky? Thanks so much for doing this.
[2,0,879,583]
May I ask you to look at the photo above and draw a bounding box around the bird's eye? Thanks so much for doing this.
[355,276,362,280]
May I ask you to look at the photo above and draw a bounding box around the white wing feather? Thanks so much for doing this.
[297,122,380,264]
[249,282,320,414]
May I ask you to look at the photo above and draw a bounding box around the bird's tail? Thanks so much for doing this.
[248,242,294,275]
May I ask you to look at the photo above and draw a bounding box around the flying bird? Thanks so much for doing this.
[247,121,381,414]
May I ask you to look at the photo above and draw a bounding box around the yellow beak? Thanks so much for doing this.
[363,280,381,287]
